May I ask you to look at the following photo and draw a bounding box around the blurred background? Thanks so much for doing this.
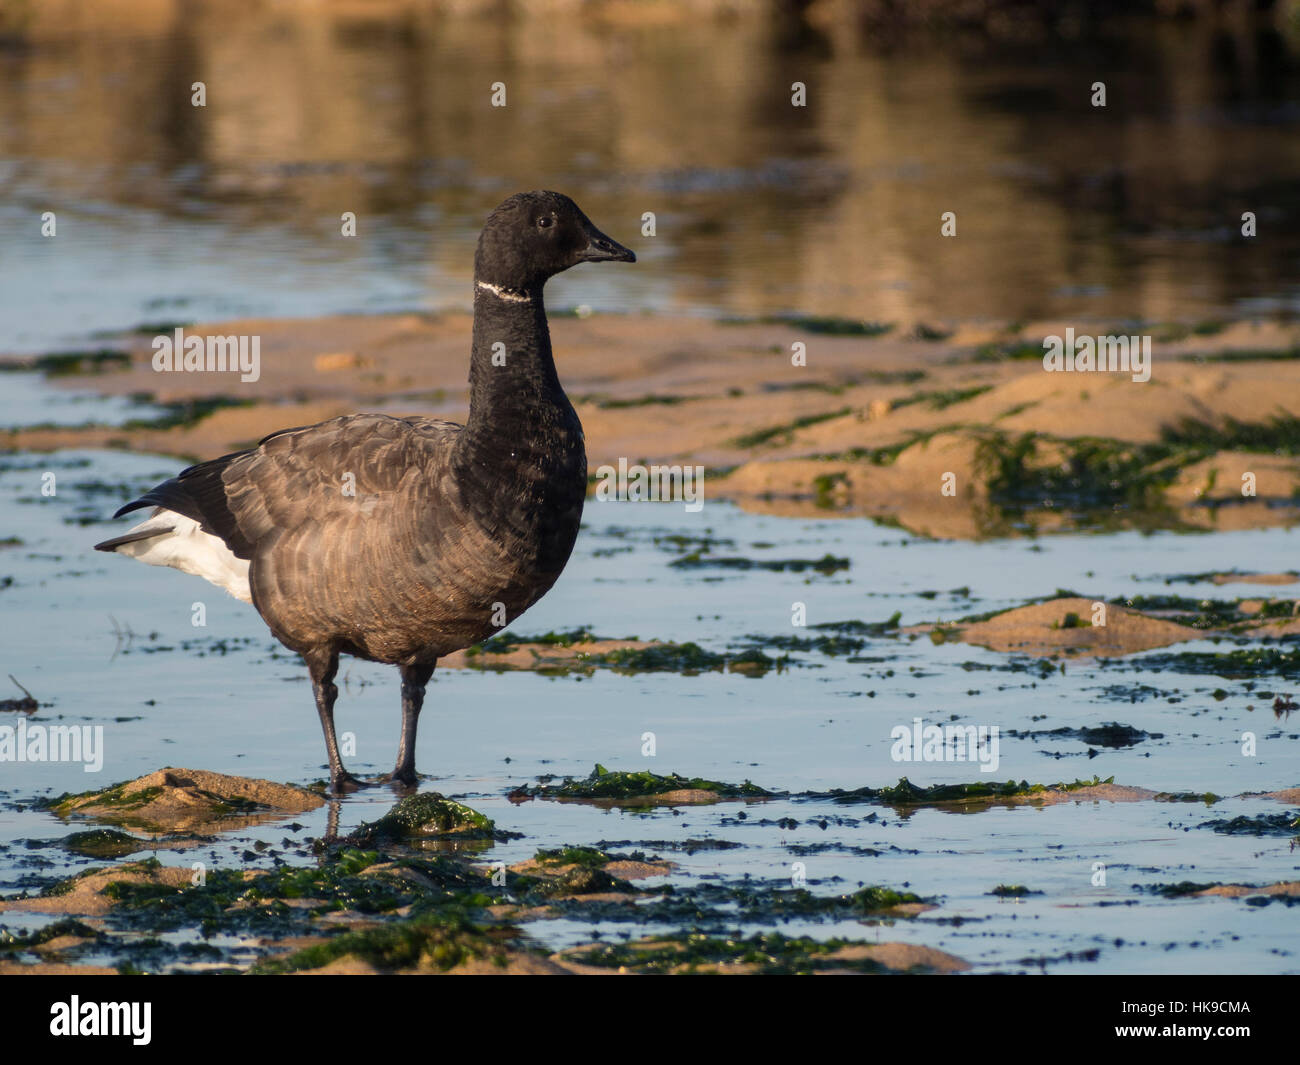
[2,0,1299,352]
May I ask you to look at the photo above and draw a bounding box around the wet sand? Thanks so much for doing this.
[4,764,1293,974]
[1,771,979,974]
[6,313,1298,539]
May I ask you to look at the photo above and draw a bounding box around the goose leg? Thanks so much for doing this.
[305,647,358,793]
[392,661,435,787]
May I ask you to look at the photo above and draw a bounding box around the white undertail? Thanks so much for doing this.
[107,508,252,603]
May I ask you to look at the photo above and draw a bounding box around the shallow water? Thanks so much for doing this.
[1,443,1296,973]
[0,371,165,428]
[4,6,1300,352]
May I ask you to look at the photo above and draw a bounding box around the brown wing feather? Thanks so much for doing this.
[217,413,478,661]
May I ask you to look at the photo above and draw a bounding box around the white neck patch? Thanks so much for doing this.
[476,280,533,304]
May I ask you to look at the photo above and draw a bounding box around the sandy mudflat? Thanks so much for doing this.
[6,765,1294,974]
[6,313,1299,538]
[3,860,201,916]
[930,597,1198,656]
[49,767,324,834]
[1194,882,1300,899]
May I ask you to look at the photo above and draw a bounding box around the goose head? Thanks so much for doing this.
[475,190,635,292]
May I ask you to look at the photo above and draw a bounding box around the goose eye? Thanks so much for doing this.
[537,216,554,229]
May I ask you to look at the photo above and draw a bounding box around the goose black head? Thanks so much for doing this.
[475,190,636,292]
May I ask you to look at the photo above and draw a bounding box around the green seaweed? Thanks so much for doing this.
[42,782,168,820]
[975,431,1187,514]
[533,846,613,868]
[13,820,946,974]
[589,641,725,674]
[730,408,852,449]
[589,393,693,409]
[347,794,498,844]
[1134,646,1300,680]
[1147,882,1220,898]
[256,912,512,973]
[974,339,1051,362]
[806,775,1116,806]
[509,763,773,803]
[670,552,849,575]
[0,349,131,376]
[1153,791,1222,805]
[0,918,102,952]
[530,865,629,897]
[744,632,867,656]
[892,385,993,411]
[466,627,602,657]
[100,848,497,936]
[971,412,1300,532]
[810,613,903,636]
[1113,593,1292,631]
[1200,811,1300,837]
[807,432,939,469]
[1161,412,1300,456]
[120,396,255,432]
[595,641,779,677]
[812,471,849,508]
[465,630,781,678]
[62,829,147,859]
[1004,723,1159,748]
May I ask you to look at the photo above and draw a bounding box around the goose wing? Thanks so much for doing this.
[110,413,462,562]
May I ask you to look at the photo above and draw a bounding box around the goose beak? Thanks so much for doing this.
[578,225,636,264]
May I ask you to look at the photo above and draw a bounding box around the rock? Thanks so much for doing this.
[49,768,323,834]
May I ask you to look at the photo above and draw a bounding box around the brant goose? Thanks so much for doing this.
[95,191,635,791]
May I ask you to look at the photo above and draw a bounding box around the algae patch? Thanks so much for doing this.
[1147,881,1300,905]
[0,918,103,955]
[61,829,149,859]
[457,630,782,678]
[1199,810,1300,837]
[509,763,774,806]
[670,552,849,575]
[347,793,508,846]
[803,775,1133,808]
[257,913,518,974]
[1004,722,1162,749]
[1132,645,1300,680]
